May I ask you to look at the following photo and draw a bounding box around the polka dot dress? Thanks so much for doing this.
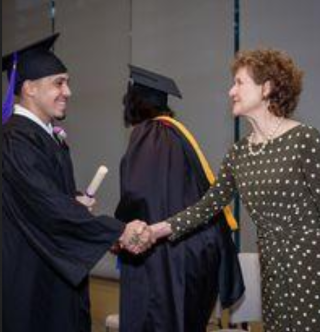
[167,124,320,332]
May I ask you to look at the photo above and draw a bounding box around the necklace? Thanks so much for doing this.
[248,117,284,156]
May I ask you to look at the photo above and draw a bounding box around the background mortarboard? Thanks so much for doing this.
[129,65,182,99]
[2,33,67,124]
[128,65,182,109]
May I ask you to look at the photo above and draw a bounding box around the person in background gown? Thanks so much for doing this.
[115,65,244,332]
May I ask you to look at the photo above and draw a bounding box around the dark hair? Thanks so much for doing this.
[123,85,174,127]
[231,49,303,117]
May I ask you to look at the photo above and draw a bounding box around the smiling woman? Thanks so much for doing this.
[229,67,268,118]
[151,49,320,332]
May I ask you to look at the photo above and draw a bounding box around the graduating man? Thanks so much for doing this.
[115,66,244,332]
[2,34,151,332]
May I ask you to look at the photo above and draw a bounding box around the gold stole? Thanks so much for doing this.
[155,115,238,231]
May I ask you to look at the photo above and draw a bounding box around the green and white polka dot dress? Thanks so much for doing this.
[167,124,320,332]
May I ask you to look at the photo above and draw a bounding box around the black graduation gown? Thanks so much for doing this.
[2,115,125,332]
[115,119,244,332]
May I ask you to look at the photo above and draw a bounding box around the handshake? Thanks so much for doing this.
[76,195,172,254]
[117,220,172,254]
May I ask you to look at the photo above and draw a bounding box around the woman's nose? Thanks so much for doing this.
[228,85,236,97]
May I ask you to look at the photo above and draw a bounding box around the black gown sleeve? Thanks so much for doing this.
[3,131,125,286]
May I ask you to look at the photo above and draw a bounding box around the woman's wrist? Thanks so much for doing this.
[151,222,172,240]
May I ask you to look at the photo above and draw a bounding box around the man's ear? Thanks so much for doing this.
[22,80,37,97]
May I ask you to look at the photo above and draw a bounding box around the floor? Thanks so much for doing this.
[92,319,263,332]
[92,320,106,332]
[89,277,264,332]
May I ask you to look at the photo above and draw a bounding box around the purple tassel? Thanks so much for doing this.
[2,53,18,124]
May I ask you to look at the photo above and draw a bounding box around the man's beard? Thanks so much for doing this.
[55,114,66,121]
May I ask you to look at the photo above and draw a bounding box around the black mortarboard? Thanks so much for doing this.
[2,33,67,124]
[129,65,182,98]
[128,65,182,108]
[2,33,67,93]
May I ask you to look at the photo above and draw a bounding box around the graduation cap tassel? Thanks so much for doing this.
[2,53,18,124]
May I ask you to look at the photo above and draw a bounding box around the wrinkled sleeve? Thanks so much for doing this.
[3,134,124,286]
[167,150,237,241]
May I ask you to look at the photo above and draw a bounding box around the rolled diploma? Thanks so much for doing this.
[85,165,108,197]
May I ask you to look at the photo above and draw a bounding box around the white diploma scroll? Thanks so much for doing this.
[85,165,109,198]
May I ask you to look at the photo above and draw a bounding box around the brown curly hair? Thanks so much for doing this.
[231,49,303,117]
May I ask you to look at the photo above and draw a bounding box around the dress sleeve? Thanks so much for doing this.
[166,150,237,241]
[300,127,320,212]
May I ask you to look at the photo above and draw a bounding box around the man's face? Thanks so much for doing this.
[29,73,71,123]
